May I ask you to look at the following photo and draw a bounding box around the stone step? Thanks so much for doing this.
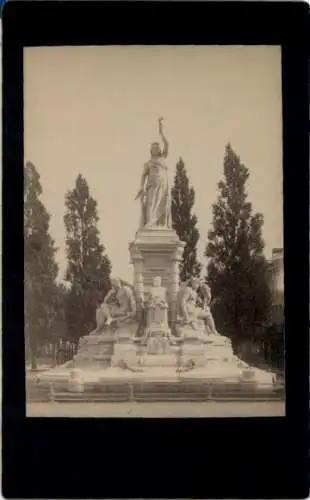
[54,393,129,402]
[28,391,285,403]
[28,378,284,401]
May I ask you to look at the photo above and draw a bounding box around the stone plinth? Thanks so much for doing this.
[111,325,138,368]
[203,335,235,363]
[175,325,238,369]
[176,323,205,367]
[178,333,206,368]
[74,333,117,369]
[101,320,139,368]
[129,228,185,328]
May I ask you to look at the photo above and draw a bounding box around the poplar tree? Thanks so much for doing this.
[64,174,111,340]
[205,144,272,340]
[24,162,59,369]
[171,158,201,281]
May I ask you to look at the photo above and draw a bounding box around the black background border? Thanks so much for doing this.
[2,2,309,498]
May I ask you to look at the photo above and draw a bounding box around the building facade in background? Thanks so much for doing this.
[269,248,284,325]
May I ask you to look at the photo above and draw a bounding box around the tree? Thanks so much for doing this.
[205,144,272,342]
[24,161,59,369]
[171,158,201,281]
[64,174,112,340]
[47,282,68,340]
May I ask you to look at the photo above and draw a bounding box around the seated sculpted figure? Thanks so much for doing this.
[198,283,218,335]
[177,277,214,333]
[147,276,167,306]
[94,278,137,333]
[146,276,168,327]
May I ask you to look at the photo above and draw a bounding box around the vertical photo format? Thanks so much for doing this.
[24,45,284,417]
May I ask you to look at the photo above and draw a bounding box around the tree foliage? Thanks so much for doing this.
[171,158,201,281]
[24,161,60,368]
[205,144,272,340]
[64,174,111,340]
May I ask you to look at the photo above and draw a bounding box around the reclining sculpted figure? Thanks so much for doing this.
[177,276,218,335]
[93,278,137,333]
[197,282,218,335]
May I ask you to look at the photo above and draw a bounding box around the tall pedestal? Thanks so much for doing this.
[129,228,184,331]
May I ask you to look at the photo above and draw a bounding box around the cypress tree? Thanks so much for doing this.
[24,161,59,369]
[206,144,272,341]
[64,174,111,340]
[171,158,201,281]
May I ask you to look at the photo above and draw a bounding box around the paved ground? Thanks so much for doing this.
[27,400,285,418]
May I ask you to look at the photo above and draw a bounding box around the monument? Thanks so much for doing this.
[36,118,277,399]
[130,117,184,330]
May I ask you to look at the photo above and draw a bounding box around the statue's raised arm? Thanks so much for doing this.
[158,117,168,158]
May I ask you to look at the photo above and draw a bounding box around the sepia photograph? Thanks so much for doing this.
[24,45,285,418]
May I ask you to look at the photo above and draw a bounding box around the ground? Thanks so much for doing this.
[27,400,285,418]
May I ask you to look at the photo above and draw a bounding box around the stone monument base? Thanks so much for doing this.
[73,333,117,369]
[35,328,281,400]
[33,365,283,402]
[71,320,139,369]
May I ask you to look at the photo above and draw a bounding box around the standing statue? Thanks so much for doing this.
[135,117,172,229]
[93,278,137,332]
[177,277,218,334]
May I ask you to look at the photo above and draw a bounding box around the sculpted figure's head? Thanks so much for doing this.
[110,278,122,290]
[200,283,210,294]
[153,276,162,287]
[150,142,162,158]
[189,277,201,291]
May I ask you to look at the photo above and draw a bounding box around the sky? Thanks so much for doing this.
[24,45,283,284]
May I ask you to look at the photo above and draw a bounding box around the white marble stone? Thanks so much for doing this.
[112,342,138,367]
[129,228,184,327]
